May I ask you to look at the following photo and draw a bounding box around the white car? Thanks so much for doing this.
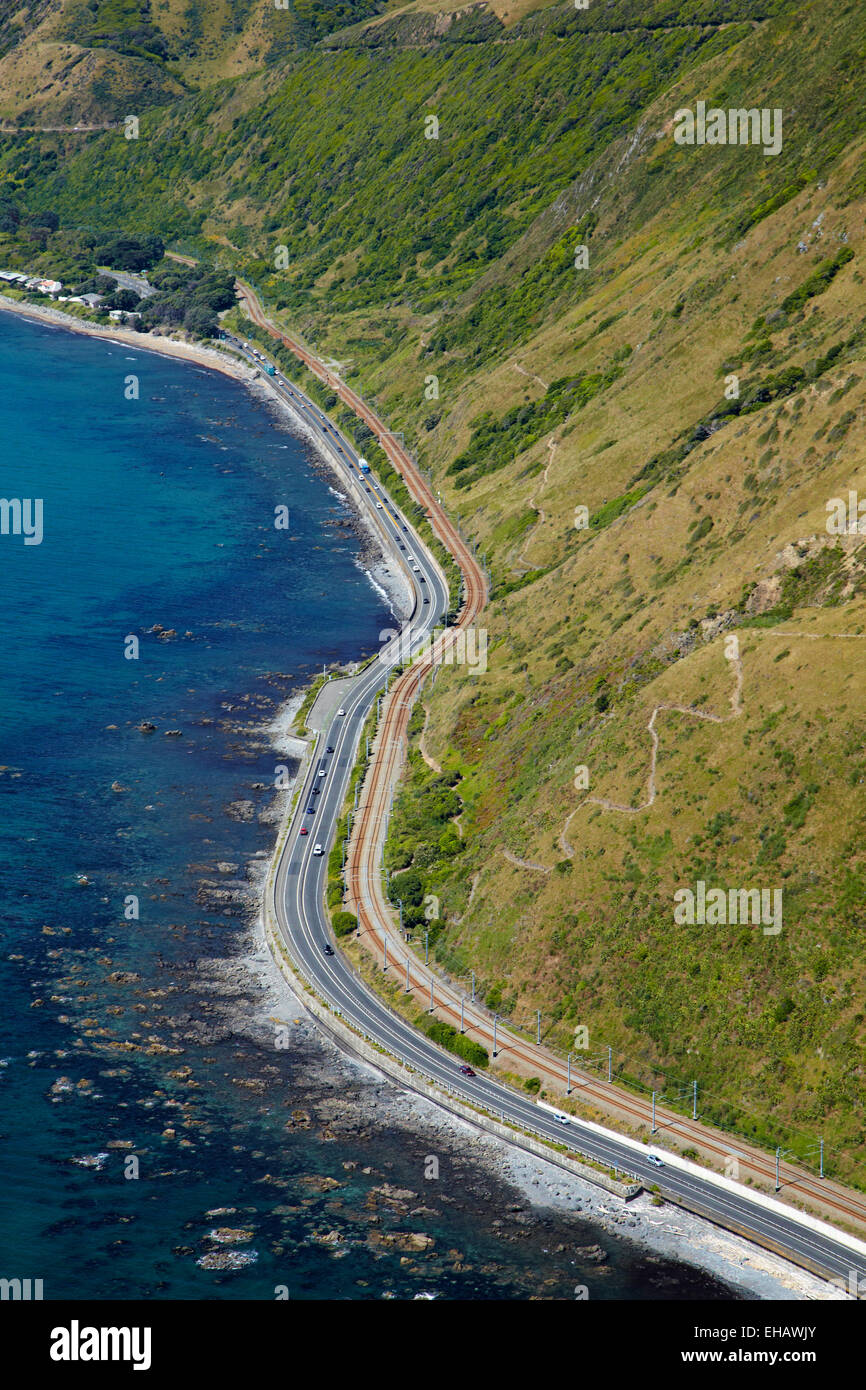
[647,1154,665,1168]
[375,502,382,509]
[313,843,324,856]
[552,1111,570,1126]
[337,708,346,716]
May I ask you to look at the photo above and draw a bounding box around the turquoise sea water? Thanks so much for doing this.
[0,311,741,1300]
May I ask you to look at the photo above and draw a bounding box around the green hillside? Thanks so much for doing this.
[2,0,865,1180]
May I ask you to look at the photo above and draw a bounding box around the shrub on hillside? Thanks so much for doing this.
[425,1019,488,1068]
[331,910,358,937]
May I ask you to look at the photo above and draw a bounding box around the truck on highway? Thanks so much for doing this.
[264,364,275,376]
[358,458,370,474]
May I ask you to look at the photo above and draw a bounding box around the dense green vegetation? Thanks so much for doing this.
[0,190,235,336]
[139,259,235,334]
[386,741,463,945]
[294,0,383,43]
[448,357,629,489]
[61,0,178,64]
[425,1018,488,1069]
[3,19,748,314]
[331,909,359,937]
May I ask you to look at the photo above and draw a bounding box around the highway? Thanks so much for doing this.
[223,318,866,1295]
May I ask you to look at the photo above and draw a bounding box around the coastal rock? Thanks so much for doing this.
[225,800,255,821]
[313,1229,344,1247]
[298,1174,341,1193]
[207,1227,255,1244]
[575,1243,608,1264]
[138,722,157,732]
[196,1250,258,1270]
[368,1230,434,1253]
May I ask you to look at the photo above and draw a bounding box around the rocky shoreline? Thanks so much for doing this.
[203,890,842,1302]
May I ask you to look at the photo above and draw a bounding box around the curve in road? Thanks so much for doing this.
[230,286,866,1293]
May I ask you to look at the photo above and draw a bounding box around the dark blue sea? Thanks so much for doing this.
[0,310,741,1300]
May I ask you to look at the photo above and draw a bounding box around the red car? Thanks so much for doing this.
[458,1064,475,1078]
[299,827,308,836]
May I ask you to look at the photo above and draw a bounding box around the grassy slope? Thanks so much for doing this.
[0,0,384,121]
[3,0,865,1176]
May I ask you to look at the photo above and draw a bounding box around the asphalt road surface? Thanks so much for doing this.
[222,330,866,1294]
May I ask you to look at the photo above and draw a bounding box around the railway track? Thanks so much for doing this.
[237,279,866,1240]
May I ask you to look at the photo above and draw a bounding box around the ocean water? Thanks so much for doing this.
[0,311,741,1300]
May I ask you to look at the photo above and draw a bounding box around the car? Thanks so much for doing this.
[323,944,335,956]
[306,805,316,814]
[647,1154,665,1169]
[311,785,320,795]
[299,827,308,836]
[337,708,346,717]
[552,1111,570,1126]
[458,1064,475,1078]
[313,843,324,855]
[375,502,382,509]
[326,746,334,754]
[419,575,426,583]
[402,525,408,531]
[398,543,405,550]
[423,597,429,604]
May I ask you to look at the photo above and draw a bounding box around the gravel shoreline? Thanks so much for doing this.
[232,897,845,1303]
